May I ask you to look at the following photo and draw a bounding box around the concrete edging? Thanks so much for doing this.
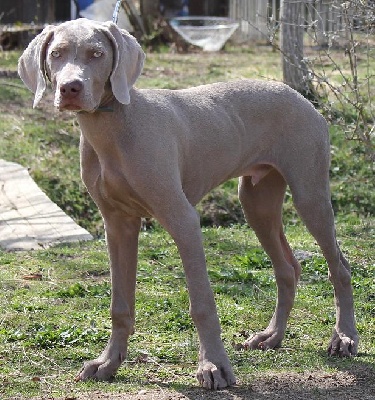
[0,159,92,251]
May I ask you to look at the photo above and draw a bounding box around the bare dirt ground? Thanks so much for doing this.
[41,366,375,400]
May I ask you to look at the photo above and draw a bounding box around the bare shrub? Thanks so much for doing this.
[269,0,374,160]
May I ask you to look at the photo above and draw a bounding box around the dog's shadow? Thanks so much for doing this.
[177,357,374,399]
[110,353,375,400]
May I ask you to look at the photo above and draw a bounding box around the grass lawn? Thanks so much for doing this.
[1,224,374,399]
[0,41,374,399]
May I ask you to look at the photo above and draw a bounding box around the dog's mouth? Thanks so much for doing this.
[59,103,83,112]
[55,88,112,114]
[55,96,83,112]
[56,98,97,113]
[55,93,102,113]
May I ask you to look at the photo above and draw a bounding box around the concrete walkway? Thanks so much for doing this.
[0,159,92,251]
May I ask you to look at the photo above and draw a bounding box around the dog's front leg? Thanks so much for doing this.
[77,214,141,381]
[160,205,236,389]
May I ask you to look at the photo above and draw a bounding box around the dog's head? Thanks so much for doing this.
[18,18,145,112]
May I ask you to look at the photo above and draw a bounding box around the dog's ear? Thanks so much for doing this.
[103,22,145,105]
[18,26,55,108]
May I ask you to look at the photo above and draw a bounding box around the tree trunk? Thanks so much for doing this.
[280,0,311,96]
[140,0,160,35]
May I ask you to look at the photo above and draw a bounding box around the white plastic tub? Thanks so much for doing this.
[170,17,239,52]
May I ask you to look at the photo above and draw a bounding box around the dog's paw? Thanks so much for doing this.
[196,358,236,390]
[76,342,127,381]
[327,328,359,357]
[76,332,128,381]
[76,356,123,381]
[243,330,283,350]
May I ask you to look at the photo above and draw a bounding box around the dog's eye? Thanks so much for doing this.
[51,50,60,58]
[93,51,103,58]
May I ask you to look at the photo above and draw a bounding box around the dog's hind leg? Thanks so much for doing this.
[239,169,301,349]
[239,169,302,350]
[289,174,359,356]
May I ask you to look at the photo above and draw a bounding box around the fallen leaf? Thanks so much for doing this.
[23,273,43,280]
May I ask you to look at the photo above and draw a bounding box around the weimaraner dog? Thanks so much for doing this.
[18,18,358,389]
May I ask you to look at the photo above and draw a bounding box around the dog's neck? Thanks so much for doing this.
[76,87,138,154]
[76,94,126,157]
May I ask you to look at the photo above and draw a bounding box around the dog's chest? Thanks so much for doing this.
[97,168,152,218]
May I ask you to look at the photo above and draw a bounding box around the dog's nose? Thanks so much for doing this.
[60,80,83,98]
